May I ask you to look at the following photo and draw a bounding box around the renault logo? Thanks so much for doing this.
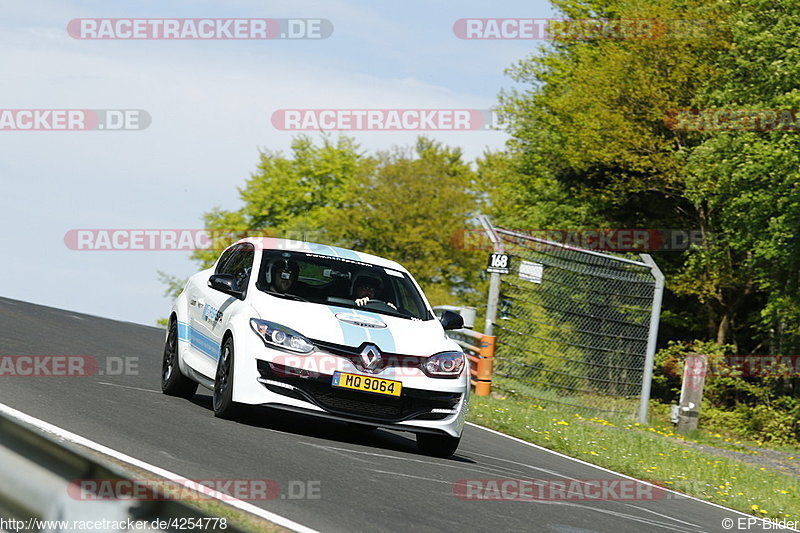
[360,345,382,370]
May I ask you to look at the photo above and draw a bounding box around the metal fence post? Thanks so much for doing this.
[478,215,503,336]
[638,253,665,424]
[485,273,501,336]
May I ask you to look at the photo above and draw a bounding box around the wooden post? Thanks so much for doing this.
[676,353,707,434]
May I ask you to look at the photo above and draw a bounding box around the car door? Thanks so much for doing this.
[189,243,254,378]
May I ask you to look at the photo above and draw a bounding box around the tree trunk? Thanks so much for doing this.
[716,312,730,345]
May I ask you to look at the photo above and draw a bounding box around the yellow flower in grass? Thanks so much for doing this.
[752,505,759,511]
[759,510,767,515]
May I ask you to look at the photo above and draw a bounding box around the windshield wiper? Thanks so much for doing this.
[263,290,309,302]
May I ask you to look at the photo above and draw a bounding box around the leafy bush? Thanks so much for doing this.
[653,340,800,444]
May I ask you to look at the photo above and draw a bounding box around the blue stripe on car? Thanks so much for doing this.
[327,245,362,261]
[177,322,190,342]
[355,309,397,352]
[326,305,397,353]
[306,242,363,262]
[326,305,370,346]
[307,242,339,258]
[190,326,220,360]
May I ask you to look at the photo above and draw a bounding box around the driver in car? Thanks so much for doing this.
[270,258,300,294]
[353,275,396,310]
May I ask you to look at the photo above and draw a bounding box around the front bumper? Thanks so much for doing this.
[258,360,461,423]
[231,334,469,437]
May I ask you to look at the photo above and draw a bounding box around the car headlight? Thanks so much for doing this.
[249,319,314,354]
[423,351,465,378]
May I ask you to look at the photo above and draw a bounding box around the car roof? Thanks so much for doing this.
[236,237,407,272]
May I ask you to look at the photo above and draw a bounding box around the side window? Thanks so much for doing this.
[394,279,424,317]
[215,247,236,275]
[395,281,413,310]
[217,244,255,292]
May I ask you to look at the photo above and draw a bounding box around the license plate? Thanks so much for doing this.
[331,372,402,397]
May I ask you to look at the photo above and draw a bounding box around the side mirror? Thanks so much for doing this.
[439,310,464,331]
[208,274,243,299]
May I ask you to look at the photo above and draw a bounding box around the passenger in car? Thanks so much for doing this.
[270,259,300,294]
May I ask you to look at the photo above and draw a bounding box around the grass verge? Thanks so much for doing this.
[467,394,799,520]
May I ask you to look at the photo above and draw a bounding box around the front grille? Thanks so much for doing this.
[257,360,460,422]
[310,339,426,374]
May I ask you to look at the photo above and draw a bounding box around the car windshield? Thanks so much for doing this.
[256,250,433,321]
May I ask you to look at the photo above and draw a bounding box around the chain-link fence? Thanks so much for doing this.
[486,225,663,420]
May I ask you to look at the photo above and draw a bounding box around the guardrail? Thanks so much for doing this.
[0,406,240,533]
[446,329,495,396]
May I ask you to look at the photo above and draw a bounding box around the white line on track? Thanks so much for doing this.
[370,469,451,485]
[464,449,584,482]
[300,442,600,481]
[96,381,161,393]
[622,503,703,529]
[0,402,319,533]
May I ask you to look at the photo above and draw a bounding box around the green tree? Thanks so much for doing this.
[191,135,371,268]
[186,135,483,307]
[324,137,485,306]
[679,0,800,352]
[491,0,800,359]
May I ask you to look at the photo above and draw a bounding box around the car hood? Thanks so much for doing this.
[249,293,455,356]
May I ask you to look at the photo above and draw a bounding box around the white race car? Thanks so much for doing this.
[162,238,469,457]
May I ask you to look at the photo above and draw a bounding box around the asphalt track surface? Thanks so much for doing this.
[0,297,757,533]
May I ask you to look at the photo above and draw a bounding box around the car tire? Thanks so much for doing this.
[213,336,238,419]
[416,433,461,458]
[161,319,198,399]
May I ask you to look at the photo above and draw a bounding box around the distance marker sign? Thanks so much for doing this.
[487,252,510,274]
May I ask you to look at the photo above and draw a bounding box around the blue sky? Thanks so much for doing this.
[0,0,555,325]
